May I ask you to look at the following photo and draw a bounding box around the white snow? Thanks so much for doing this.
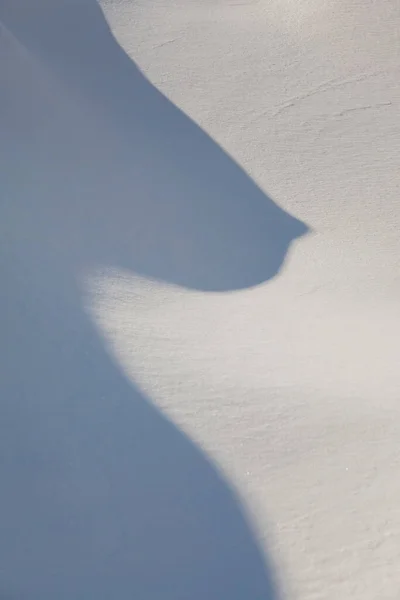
[1,0,400,598]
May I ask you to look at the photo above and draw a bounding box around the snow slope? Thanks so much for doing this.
[1,1,400,598]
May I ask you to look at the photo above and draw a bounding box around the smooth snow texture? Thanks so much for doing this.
[1,0,400,598]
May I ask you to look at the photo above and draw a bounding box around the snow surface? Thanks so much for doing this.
[1,0,400,598]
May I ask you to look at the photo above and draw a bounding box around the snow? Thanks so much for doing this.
[1,0,400,598]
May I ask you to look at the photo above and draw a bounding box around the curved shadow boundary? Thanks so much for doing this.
[1,0,308,292]
[0,2,308,598]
